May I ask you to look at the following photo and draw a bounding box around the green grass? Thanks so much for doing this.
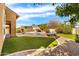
[1,36,57,55]
[58,33,76,41]
[48,40,58,47]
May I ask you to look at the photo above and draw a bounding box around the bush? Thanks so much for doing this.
[45,30,50,33]
[56,24,72,34]
[56,25,63,33]
[36,29,41,32]
[16,29,21,33]
[38,24,48,31]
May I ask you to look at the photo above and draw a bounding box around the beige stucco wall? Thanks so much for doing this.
[0,3,19,55]
[5,7,17,21]
[5,6,18,37]
[0,3,5,55]
[10,13,16,37]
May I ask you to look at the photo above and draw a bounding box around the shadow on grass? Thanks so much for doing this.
[1,36,56,56]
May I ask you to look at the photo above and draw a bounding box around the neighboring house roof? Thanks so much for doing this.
[32,25,40,29]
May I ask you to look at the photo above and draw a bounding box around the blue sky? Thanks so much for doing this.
[6,3,69,28]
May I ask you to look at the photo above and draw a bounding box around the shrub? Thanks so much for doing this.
[36,29,41,32]
[45,30,50,33]
[38,24,48,31]
[16,29,21,33]
[56,24,72,34]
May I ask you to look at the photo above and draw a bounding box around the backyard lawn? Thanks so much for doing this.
[58,33,76,41]
[1,36,57,55]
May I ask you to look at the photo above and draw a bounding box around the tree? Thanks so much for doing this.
[38,24,48,31]
[56,23,72,34]
[48,20,60,29]
[56,3,79,26]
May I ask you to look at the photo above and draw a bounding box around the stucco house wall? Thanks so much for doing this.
[0,3,5,55]
[0,3,19,55]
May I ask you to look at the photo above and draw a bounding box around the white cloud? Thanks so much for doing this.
[6,4,56,16]
[17,12,55,21]
[16,23,27,28]
[16,23,22,28]
[15,6,55,14]
[16,12,55,27]
[6,3,57,27]
[7,3,56,19]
